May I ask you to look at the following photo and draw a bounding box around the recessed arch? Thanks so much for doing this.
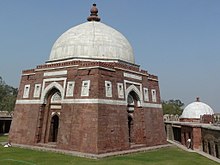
[48,114,59,142]
[52,111,60,115]
[125,84,142,107]
[204,134,215,141]
[37,84,62,144]
[126,86,144,145]
[41,82,64,104]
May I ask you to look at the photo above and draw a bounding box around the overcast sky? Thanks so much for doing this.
[0,0,220,112]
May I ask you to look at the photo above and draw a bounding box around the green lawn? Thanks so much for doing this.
[0,135,218,165]
[0,134,8,143]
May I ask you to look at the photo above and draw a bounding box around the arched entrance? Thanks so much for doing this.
[37,88,61,144]
[127,88,146,148]
[127,91,142,144]
[127,92,135,143]
[49,114,59,142]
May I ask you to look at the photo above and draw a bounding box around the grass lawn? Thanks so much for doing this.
[0,134,8,143]
[0,135,218,165]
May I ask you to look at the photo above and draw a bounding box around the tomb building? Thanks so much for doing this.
[9,4,166,154]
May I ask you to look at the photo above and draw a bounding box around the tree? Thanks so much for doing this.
[162,99,184,115]
[0,76,18,112]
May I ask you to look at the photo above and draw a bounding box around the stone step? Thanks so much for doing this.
[130,143,146,149]
[37,142,57,148]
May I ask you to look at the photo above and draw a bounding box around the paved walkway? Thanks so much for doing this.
[167,140,220,163]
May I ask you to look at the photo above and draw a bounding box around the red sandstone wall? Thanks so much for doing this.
[57,104,99,153]
[144,108,167,146]
[96,106,167,153]
[9,104,40,144]
[192,127,201,149]
[132,107,146,144]
[97,104,129,153]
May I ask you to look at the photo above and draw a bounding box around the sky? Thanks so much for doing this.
[0,0,220,112]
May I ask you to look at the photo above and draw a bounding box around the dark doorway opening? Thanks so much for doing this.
[128,114,133,143]
[215,144,219,158]
[49,115,59,142]
[173,127,181,143]
[208,142,211,155]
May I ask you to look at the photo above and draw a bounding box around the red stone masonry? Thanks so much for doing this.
[10,60,166,154]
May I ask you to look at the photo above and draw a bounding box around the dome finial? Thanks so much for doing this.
[87,4,101,22]
[196,97,200,102]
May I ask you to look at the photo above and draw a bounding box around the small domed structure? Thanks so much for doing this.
[180,97,214,121]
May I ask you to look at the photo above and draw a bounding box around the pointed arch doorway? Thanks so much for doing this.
[127,91,137,144]
[127,90,146,146]
[49,114,59,142]
[37,88,61,144]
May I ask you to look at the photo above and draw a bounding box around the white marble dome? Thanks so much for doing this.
[180,100,214,119]
[48,21,135,64]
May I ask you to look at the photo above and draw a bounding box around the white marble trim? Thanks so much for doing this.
[16,99,43,104]
[22,73,36,76]
[62,99,127,105]
[148,77,158,81]
[114,67,148,76]
[124,72,142,80]
[78,66,115,72]
[16,98,162,108]
[142,103,162,108]
[44,70,67,77]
